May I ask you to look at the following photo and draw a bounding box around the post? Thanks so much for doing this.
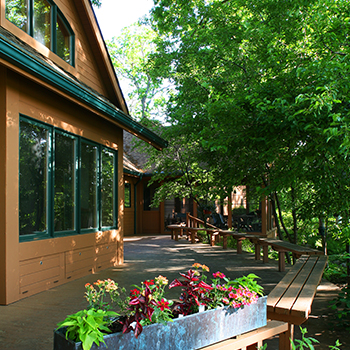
[228,195,232,229]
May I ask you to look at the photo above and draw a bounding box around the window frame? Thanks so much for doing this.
[100,147,118,230]
[19,115,118,242]
[5,0,75,66]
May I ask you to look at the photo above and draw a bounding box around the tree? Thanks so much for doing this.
[91,0,101,8]
[147,0,350,248]
[107,23,168,121]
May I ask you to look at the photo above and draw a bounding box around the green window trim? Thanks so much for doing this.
[5,0,75,66]
[19,115,118,242]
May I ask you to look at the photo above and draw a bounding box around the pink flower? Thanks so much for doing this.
[213,271,226,279]
[229,292,237,299]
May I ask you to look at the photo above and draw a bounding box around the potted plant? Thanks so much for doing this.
[54,264,267,350]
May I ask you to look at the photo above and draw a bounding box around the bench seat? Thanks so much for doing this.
[222,231,323,271]
[199,320,289,350]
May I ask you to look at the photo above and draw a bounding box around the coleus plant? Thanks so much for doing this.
[122,285,156,338]
[169,268,214,316]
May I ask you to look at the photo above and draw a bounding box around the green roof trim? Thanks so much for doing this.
[0,30,168,150]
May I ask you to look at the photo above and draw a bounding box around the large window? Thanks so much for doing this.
[19,120,50,237]
[19,116,118,241]
[54,132,76,232]
[5,0,74,65]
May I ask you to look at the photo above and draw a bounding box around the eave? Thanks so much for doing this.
[0,30,168,151]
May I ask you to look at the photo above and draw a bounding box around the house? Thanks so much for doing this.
[122,132,275,236]
[123,131,195,236]
[0,0,166,305]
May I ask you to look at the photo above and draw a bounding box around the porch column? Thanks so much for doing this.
[261,196,268,236]
[227,195,232,229]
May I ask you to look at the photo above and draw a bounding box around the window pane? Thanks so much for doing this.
[101,148,115,227]
[19,120,48,235]
[54,133,75,232]
[56,15,70,63]
[33,0,51,49]
[80,142,98,229]
[5,0,28,32]
[125,183,131,208]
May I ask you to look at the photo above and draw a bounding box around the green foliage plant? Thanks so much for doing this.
[329,284,350,330]
[291,327,319,350]
[56,308,118,350]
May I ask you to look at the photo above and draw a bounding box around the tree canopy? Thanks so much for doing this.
[107,23,168,121]
[144,0,350,244]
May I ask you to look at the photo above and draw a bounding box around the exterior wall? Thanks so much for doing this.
[0,68,124,305]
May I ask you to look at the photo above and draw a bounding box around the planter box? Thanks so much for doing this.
[54,296,267,350]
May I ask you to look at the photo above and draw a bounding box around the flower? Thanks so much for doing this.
[157,298,170,311]
[213,271,226,279]
[155,275,168,286]
[202,264,209,272]
[192,263,202,269]
[130,289,141,296]
[143,279,155,287]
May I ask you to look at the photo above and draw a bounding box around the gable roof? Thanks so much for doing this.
[0,0,167,151]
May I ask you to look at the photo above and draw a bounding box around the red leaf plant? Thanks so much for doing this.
[122,285,156,338]
[169,269,214,316]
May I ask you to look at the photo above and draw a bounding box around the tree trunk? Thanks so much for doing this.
[291,186,298,244]
[271,192,291,265]
[319,215,327,255]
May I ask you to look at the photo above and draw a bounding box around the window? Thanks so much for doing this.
[54,132,76,232]
[6,0,74,65]
[101,148,116,227]
[19,119,50,237]
[80,141,98,230]
[124,183,131,208]
[19,116,118,241]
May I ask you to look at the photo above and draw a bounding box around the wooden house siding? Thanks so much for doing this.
[0,67,124,304]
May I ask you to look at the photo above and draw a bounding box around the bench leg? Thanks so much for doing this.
[278,251,286,272]
[254,243,261,260]
[210,232,215,246]
[222,234,227,250]
[263,245,269,263]
[191,230,196,244]
[237,238,244,254]
[279,323,293,350]
[173,229,179,241]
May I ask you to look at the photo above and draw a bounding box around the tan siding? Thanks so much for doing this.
[124,208,134,236]
[1,71,123,304]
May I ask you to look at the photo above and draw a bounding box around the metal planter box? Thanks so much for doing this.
[54,296,267,350]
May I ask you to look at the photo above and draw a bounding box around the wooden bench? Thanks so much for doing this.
[200,320,289,350]
[222,231,323,271]
[168,224,221,245]
[168,224,186,241]
[267,254,328,348]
